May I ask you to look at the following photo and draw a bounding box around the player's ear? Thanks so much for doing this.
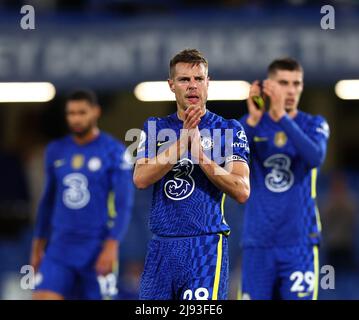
[168,78,175,93]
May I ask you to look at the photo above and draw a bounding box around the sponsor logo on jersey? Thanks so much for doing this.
[264,154,294,192]
[164,158,195,201]
[232,130,249,151]
[236,130,248,142]
[63,173,90,209]
[231,142,249,149]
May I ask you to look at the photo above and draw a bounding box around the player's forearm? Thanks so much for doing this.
[199,156,250,204]
[134,136,188,189]
[246,115,261,128]
[32,238,47,253]
[34,206,52,237]
[30,238,47,271]
[102,239,119,251]
[110,175,134,241]
[34,181,55,238]
[279,115,325,168]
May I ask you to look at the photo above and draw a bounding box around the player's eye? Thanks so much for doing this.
[278,80,288,86]
[178,77,190,82]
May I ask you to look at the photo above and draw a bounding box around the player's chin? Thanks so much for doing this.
[284,104,296,113]
[70,127,87,136]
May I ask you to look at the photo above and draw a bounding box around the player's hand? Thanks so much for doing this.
[262,79,286,122]
[246,80,265,127]
[183,106,202,130]
[95,239,118,276]
[30,239,46,273]
[189,126,203,162]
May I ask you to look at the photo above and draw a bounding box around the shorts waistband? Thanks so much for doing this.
[152,233,226,241]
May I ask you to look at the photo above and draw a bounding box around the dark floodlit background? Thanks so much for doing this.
[0,0,358,299]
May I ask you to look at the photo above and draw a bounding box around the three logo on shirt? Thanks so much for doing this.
[164,158,195,201]
[264,154,294,193]
[63,173,91,209]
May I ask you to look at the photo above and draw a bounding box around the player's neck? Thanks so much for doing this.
[72,127,100,145]
[268,109,298,121]
[287,109,298,119]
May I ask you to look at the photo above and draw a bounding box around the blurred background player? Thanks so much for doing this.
[133,49,250,300]
[239,58,330,300]
[30,89,134,300]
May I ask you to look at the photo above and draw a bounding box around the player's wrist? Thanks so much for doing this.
[198,151,214,171]
[247,115,260,127]
[32,238,47,251]
[104,238,119,249]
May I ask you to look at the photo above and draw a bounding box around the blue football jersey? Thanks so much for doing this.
[34,132,134,246]
[137,110,249,237]
[240,111,329,247]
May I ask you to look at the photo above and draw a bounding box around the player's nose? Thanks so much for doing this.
[188,77,198,88]
[287,85,296,95]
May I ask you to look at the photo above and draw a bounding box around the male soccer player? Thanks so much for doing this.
[31,90,134,300]
[134,49,250,300]
[239,58,330,300]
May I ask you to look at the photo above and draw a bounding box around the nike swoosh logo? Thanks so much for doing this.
[54,159,65,167]
[253,136,268,142]
[298,292,312,298]
[157,141,170,147]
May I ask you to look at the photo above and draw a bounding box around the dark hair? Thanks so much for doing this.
[169,48,208,79]
[66,89,98,106]
[268,57,303,75]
